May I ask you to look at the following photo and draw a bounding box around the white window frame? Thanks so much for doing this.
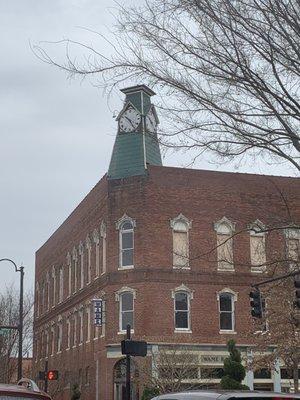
[171,284,193,332]
[217,288,237,333]
[73,311,77,348]
[79,310,84,345]
[170,214,192,269]
[57,317,62,353]
[78,241,84,289]
[101,221,107,274]
[115,287,136,333]
[59,266,64,303]
[67,252,72,297]
[214,217,235,272]
[66,318,70,350]
[116,215,136,270]
[284,227,300,271]
[86,235,92,284]
[72,247,78,294]
[93,229,100,278]
[248,220,267,273]
[86,306,91,343]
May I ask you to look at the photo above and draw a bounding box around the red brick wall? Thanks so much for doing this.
[33,165,300,399]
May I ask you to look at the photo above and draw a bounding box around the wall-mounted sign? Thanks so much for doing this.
[201,355,226,364]
[93,299,103,326]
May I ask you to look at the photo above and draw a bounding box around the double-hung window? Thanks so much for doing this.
[119,291,134,332]
[175,292,190,330]
[219,292,235,331]
[120,220,134,268]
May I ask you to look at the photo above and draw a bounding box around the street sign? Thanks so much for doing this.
[0,328,10,336]
[92,299,103,326]
[121,340,147,357]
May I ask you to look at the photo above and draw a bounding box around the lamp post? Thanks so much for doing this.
[0,258,24,381]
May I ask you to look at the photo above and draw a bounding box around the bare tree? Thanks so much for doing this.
[34,0,300,171]
[0,285,33,383]
[138,344,218,395]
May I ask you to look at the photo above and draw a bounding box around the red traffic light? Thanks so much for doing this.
[47,370,59,381]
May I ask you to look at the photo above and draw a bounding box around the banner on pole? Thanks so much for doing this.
[92,299,103,326]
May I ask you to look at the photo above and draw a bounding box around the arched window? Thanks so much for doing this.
[218,291,236,332]
[172,284,193,331]
[170,214,192,268]
[249,220,266,273]
[116,215,136,269]
[214,217,235,271]
[120,291,134,332]
[116,287,136,332]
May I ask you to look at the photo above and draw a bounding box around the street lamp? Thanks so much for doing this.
[0,258,24,381]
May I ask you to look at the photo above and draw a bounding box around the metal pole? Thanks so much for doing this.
[17,266,24,381]
[126,324,131,400]
[44,359,49,393]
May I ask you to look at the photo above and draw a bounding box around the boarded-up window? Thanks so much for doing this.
[217,234,233,271]
[250,235,266,271]
[288,239,299,262]
[173,230,189,267]
[214,218,235,271]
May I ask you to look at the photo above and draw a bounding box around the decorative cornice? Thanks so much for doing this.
[248,219,266,236]
[116,214,136,230]
[115,286,137,301]
[170,214,192,230]
[284,226,300,239]
[72,247,78,261]
[217,287,238,302]
[93,228,100,244]
[214,216,235,234]
[100,221,107,238]
[86,234,92,249]
[78,241,84,255]
[171,283,194,299]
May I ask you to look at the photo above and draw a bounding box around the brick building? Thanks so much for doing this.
[33,85,300,399]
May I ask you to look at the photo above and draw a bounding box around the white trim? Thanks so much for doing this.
[217,289,237,332]
[248,219,266,236]
[116,214,136,230]
[173,287,192,331]
[214,216,235,234]
[170,214,192,230]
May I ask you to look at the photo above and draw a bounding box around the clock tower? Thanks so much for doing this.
[107,85,162,180]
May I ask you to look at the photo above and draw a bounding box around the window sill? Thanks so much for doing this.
[79,343,83,347]
[66,347,70,351]
[219,330,237,334]
[118,265,134,271]
[251,268,266,274]
[217,269,235,273]
[173,266,190,270]
[101,271,106,275]
[118,330,134,335]
[57,351,62,355]
[174,329,192,333]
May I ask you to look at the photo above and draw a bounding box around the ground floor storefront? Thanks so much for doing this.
[37,343,298,400]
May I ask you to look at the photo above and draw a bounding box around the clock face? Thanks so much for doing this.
[146,109,157,133]
[119,107,141,133]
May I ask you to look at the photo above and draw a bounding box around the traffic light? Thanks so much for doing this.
[294,277,300,308]
[249,288,263,318]
[47,370,59,381]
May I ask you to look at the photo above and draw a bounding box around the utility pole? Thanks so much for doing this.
[0,259,25,381]
[126,324,131,400]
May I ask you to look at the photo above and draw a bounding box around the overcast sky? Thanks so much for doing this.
[0,0,297,293]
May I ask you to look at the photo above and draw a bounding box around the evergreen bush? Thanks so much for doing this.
[220,340,249,390]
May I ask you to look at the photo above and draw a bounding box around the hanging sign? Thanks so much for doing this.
[93,299,103,326]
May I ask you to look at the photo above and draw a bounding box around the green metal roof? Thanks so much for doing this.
[108,85,162,180]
